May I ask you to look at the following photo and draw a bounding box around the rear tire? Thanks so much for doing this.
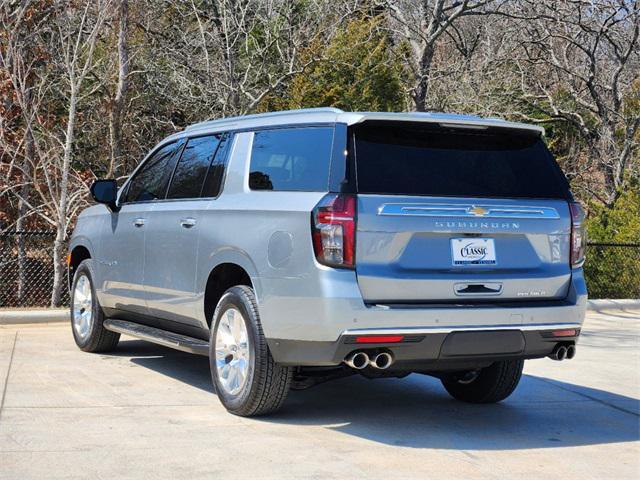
[441,359,524,403]
[209,285,292,417]
[70,259,120,353]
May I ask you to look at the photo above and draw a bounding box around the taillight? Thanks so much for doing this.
[569,202,586,267]
[311,193,356,268]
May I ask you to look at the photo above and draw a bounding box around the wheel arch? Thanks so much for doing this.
[203,262,256,328]
[68,244,92,290]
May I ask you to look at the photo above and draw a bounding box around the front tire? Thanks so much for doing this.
[209,285,292,417]
[441,359,524,404]
[70,259,120,353]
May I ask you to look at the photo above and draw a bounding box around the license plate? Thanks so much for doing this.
[451,238,496,265]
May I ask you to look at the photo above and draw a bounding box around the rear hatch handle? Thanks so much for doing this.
[454,282,503,296]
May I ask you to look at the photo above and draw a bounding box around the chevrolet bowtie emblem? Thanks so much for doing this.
[469,206,489,216]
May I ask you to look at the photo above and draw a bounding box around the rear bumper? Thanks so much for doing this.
[260,267,587,357]
[268,323,581,367]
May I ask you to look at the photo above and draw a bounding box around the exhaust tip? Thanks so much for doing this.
[566,345,576,360]
[371,352,393,370]
[345,352,369,370]
[556,345,567,361]
[548,345,568,361]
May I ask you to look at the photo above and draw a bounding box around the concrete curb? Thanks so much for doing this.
[1,299,639,325]
[0,309,68,325]
[586,299,640,311]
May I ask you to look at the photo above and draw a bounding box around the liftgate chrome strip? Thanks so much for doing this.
[377,204,560,220]
[342,323,582,336]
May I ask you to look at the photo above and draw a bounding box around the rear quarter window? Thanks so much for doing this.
[249,127,334,192]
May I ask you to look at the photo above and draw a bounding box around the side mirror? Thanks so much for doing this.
[90,179,120,212]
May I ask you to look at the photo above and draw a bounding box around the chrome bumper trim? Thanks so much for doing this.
[342,322,582,336]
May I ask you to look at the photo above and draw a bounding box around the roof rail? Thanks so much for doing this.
[185,107,344,131]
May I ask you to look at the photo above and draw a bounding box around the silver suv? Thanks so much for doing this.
[68,108,587,416]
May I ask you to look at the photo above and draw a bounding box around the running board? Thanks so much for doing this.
[103,319,209,356]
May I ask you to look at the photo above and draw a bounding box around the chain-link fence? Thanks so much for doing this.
[0,231,69,308]
[583,243,640,299]
[0,232,638,308]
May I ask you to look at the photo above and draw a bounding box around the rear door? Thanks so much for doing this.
[352,121,573,304]
[144,133,231,327]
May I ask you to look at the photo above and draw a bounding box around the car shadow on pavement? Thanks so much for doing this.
[113,339,214,393]
[114,339,639,451]
[276,374,640,450]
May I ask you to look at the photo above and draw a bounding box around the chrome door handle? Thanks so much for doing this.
[133,218,145,227]
[180,218,197,228]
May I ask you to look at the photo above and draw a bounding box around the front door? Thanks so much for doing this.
[97,203,152,315]
[98,140,183,316]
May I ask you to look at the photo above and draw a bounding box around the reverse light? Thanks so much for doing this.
[311,194,356,268]
[569,202,586,267]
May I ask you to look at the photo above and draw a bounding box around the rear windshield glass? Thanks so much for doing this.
[352,123,570,199]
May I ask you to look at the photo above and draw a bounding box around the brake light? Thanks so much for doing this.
[569,202,586,267]
[311,193,356,268]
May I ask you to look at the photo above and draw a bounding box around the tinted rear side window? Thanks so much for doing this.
[125,142,181,203]
[249,127,334,191]
[167,135,222,199]
[353,123,570,199]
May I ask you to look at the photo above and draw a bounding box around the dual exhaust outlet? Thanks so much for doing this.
[347,344,576,367]
[548,344,576,361]
[344,351,394,370]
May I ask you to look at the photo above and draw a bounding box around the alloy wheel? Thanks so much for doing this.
[72,274,93,340]
[215,307,251,396]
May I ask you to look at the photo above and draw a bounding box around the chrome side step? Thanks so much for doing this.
[103,319,209,356]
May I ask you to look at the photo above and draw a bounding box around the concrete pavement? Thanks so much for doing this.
[0,307,638,479]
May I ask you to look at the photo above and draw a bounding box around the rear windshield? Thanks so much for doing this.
[352,122,570,199]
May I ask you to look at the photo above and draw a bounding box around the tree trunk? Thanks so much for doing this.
[51,89,77,307]
[16,124,34,305]
[108,0,129,178]
[412,45,435,112]
[51,224,67,307]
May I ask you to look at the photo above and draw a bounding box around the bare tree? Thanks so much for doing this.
[48,0,112,305]
[108,0,129,178]
[136,0,352,120]
[512,0,640,206]
[385,0,500,111]
[0,1,53,302]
